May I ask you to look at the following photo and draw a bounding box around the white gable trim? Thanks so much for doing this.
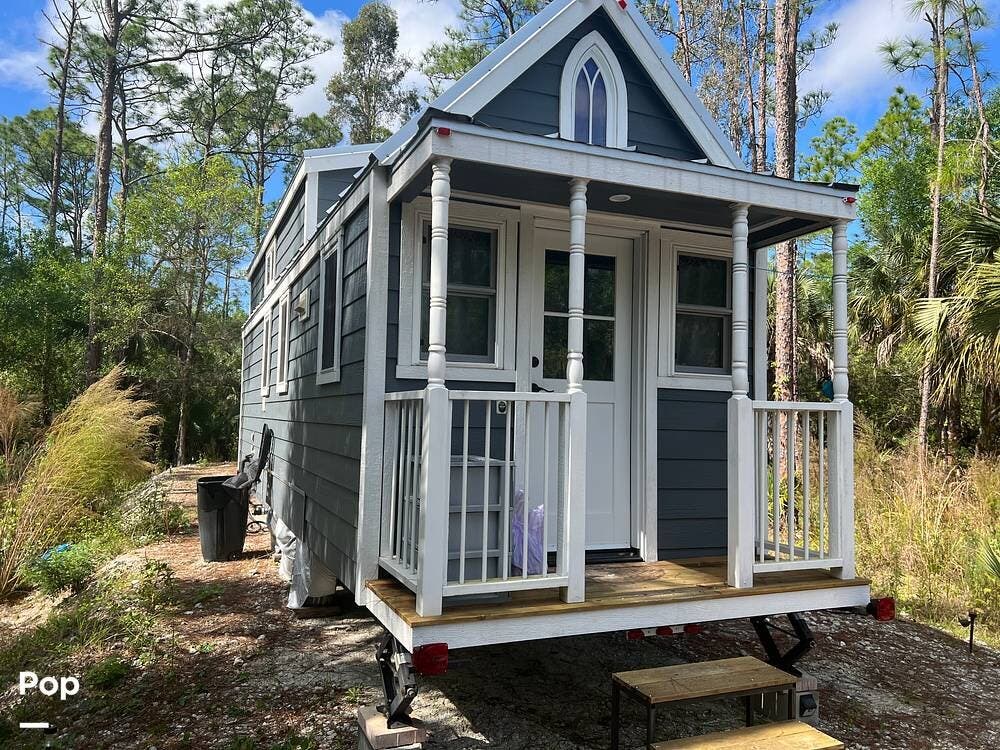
[376,0,743,170]
[559,31,628,148]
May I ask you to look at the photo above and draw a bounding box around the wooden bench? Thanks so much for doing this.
[649,720,844,749]
[611,656,798,749]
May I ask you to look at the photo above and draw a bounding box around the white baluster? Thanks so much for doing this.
[567,178,587,391]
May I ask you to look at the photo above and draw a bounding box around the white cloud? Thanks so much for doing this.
[0,47,47,92]
[800,0,926,116]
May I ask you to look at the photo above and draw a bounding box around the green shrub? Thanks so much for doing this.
[85,656,130,689]
[115,477,187,542]
[21,539,106,594]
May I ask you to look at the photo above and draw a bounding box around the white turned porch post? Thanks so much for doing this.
[828,220,855,580]
[417,157,453,616]
[561,177,588,603]
[753,246,768,401]
[727,203,755,588]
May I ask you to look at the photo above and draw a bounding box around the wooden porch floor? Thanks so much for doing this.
[366,557,869,627]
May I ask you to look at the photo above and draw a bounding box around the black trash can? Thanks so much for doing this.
[197,476,249,562]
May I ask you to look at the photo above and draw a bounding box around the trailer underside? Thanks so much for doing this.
[364,557,871,651]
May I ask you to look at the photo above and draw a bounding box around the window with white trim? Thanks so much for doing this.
[260,310,272,402]
[559,31,629,149]
[674,253,731,373]
[276,291,290,394]
[316,240,343,385]
[397,198,518,381]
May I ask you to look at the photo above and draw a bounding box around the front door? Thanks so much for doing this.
[529,227,633,549]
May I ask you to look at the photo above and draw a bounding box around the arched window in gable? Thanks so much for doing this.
[560,32,628,149]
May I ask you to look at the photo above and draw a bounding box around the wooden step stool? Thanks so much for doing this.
[649,720,844,749]
[610,656,798,749]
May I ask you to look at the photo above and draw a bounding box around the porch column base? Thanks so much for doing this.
[727,395,755,588]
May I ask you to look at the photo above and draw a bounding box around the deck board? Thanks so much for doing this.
[366,558,869,627]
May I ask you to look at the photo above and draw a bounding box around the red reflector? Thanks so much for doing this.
[436,126,452,136]
[655,626,674,637]
[868,597,896,621]
[843,196,856,204]
[683,624,703,635]
[617,0,627,7]
[625,629,645,640]
[412,643,449,675]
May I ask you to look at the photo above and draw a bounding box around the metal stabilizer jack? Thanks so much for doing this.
[750,612,816,676]
[375,633,418,728]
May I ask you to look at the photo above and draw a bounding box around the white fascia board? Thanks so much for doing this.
[399,121,856,220]
[366,582,871,651]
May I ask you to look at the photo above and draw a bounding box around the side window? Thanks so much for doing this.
[559,32,628,149]
[674,253,731,373]
[276,291,290,394]
[316,242,342,384]
[419,222,498,363]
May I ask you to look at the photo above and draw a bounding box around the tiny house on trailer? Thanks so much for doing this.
[239,0,869,685]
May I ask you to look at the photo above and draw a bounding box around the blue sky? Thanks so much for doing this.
[1,0,998,169]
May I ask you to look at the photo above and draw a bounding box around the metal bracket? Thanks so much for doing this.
[375,633,418,728]
[749,612,816,676]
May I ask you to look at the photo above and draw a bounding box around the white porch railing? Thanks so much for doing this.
[380,387,587,616]
[750,400,855,576]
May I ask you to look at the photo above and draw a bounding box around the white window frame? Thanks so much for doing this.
[316,238,343,385]
[260,308,273,402]
[397,197,519,382]
[276,290,290,395]
[559,31,629,150]
[657,230,734,392]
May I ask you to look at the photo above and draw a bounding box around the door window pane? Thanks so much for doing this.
[584,254,615,316]
[543,315,567,379]
[676,313,725,369]
[583,319,614,380]
[544,250,569,313]
[678,255,728,307]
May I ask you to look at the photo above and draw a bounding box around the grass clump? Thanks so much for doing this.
[854,422,1000,642]
[0,366,159,596]
[20,538,107,595]
[115,476,187,542]
[85,656,131,689]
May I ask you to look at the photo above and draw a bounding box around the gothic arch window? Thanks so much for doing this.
[559,32,629,149]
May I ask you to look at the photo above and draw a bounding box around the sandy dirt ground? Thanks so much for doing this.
[3,464,999,749]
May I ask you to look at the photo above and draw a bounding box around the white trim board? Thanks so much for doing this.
[364,582,871,651]
[391,121,858,222]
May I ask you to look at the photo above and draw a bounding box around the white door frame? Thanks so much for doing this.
[515,209,654,556]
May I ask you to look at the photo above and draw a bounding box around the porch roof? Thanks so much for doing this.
[388,118,858,248]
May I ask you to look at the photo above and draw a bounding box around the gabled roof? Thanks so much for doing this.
[375,0,744,170]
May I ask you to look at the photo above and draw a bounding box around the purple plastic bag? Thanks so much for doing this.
[511,489,545,575]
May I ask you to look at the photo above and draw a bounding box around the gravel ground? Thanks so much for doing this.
[3,465,998,749]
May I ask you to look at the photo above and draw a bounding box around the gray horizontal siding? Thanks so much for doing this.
[240,202,369,592]
[274,185,305,275]
[475,8,705,162]
[657,388,728,560]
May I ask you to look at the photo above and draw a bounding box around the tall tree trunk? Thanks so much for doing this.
[87,1,121,384]
[918,2,948,455]
[773,0,798,402]
[47,1,79,250]
[676,0,693,83]
[754,1,769,172]
[959,0,989,216]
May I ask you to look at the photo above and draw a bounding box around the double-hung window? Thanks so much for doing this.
[419,223,498,362]
[397,199,517,381]
[674,253,731,373]
[316,241,342,385]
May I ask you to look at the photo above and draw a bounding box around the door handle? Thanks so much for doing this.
[531,382,553,393]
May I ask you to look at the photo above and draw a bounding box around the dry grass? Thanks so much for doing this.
[0,367,159,596]
[0,386,39,480]
[855,422,1000,641]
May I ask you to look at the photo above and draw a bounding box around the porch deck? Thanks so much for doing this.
[365,558,870,649]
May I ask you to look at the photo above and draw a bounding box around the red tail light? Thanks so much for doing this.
[625,629,645,640]
[655,626,674,637]
[683,624,703,635]
[868,597,896,621]
[412,643,449,675]
[436,126,452,136]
